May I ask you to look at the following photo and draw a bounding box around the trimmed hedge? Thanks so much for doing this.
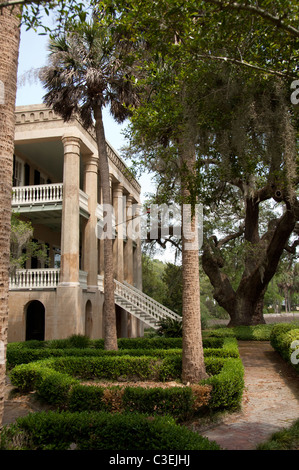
[270,323,299,373]
[202,358,244,410]
[9,352,244,415]
[68,383,212,420]
[0,411,221,450]
[6,337,237,369]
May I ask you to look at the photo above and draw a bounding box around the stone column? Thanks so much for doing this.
[124,194,134,284]
[124,194,138,337]
[134,203,144,337]
[113,183,124,281]
[83,154,98,290]
[60,136,81,286]
[56,136,82,339]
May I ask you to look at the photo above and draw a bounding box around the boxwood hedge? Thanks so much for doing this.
[270,323,299,373]
[0,411,221,450]
[9,351,244,416]
[6,337,237,369]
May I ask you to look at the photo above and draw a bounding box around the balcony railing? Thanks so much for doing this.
[12,183,63,206]
[9,268,60,290]
[12,184,90,219]
[9,269,89,290]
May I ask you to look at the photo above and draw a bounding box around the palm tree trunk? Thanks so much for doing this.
[0,2,21,426]
[93,105,118,350]
[179,139,207,384]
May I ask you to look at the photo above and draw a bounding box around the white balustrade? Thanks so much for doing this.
[97,274,181,327]
[9,269,60,290]
[12,183,63,206]
[123,281,181,321]
[79,270,88,289]
[79,190,89,214]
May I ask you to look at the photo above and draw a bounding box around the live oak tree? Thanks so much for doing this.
[108,0,298,332]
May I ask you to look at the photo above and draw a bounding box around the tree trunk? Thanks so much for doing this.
[227,292,266,326]
[179,140,207,384]
[93,106,118,351]
[0,2,21,426]
[202,194,297,327]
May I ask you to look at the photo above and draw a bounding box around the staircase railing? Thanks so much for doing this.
[122,280,181,322]
[98,275,181,327]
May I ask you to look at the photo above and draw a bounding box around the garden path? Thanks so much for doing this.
[189,341,299,450]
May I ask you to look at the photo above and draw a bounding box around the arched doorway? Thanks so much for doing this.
[85,300,93,338]
[26,300,45,341]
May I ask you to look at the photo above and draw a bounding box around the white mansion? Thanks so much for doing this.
[8,104,180,342]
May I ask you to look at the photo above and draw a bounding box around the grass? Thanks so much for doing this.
[203,323,274,341]
[257,419,299,450]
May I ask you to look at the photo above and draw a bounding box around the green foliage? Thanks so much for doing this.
[10,213,49,272]
[9,337,244,413]
[157,317,182,338]
[0,411,220,450]
[9,361,78,405]
[257,418,299,450]
[205,324,274,341]
[270,323,299,372]
[7,336,236,368]
[201,358,245,410]
[49,356,162,381]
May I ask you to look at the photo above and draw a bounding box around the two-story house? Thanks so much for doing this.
[8,104,148,342]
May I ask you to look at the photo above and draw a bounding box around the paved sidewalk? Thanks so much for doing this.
[191,341,299,450]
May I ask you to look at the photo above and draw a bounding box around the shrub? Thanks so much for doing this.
[270,324,299,373]
[49,356,162,381]
[9,361,78,406]
[10,352,244,414]
[7,336,233,369]
[156,318,183,338]
[68,383,212,419]
[0,411,221,450]
[201,358,244,410]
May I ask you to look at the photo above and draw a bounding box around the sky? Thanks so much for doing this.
[16,23,177,263]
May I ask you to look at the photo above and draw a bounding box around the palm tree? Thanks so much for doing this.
[40,21,140,350]
[0,1,21,426]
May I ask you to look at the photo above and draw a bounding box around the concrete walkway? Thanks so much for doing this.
[190,341,299,450]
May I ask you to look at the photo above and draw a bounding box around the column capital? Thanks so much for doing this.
[62,135,81,154]
[82,152,98,165]
[83,154,98,174]
[126,194,135,206]
[113,182,124,197]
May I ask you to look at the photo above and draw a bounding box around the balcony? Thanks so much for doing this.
[9,268,89,290]
[12,183,90,220]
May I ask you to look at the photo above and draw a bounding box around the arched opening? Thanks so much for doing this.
[85,300,93,338]
[26,300,45,341]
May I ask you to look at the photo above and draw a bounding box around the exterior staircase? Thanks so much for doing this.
[98,276,181,329]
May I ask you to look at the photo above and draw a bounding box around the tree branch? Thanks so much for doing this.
[195,53,296,79]
[0,0,53,7]
[216,224,245,248]
[284,238,299,254]
[203,0,299,38]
